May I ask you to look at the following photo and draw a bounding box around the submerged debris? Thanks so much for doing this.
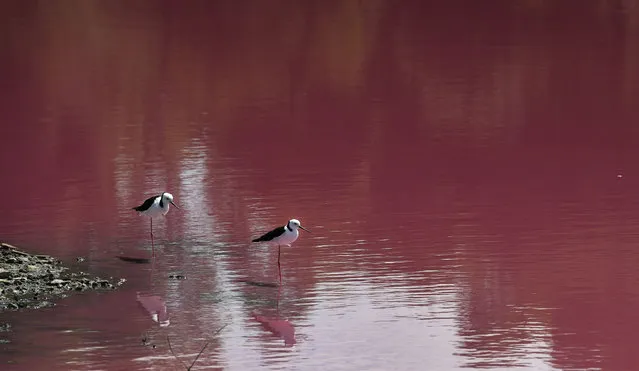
[0,242,124,311]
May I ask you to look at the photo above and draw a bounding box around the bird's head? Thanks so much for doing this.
[162,192,180,209]
[288,219,309,232]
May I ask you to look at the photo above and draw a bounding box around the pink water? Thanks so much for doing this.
[2,1,639,370]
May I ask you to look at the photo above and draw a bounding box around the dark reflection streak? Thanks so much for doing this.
[116,256,151,264]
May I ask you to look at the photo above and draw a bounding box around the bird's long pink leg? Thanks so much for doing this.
[150,218,155,257]
[277,245,282,284]
[276,281,281,312]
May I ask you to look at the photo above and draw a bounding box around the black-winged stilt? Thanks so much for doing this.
[252,219,310,283]
[132,192,179,257]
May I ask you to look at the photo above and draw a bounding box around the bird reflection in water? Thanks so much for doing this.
[252,287,296,346]
[137,292,170,327]
[253,313,296,346]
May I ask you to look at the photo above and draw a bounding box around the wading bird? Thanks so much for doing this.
[132,192,179,257]
[252,219,310,283]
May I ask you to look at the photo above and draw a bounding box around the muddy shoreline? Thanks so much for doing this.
[0,242,124,311]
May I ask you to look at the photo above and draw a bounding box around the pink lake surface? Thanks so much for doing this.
[2,1,639,370]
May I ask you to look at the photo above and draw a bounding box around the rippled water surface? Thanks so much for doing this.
[2,1,639,370]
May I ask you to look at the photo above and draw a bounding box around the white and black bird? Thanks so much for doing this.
[252,219,310,283]
[132,192,180,257]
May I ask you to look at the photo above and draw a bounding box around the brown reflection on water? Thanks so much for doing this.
[2,1,639,370]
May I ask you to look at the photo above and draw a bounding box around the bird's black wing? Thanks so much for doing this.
[252,226,286,242]
[132,195,160,212]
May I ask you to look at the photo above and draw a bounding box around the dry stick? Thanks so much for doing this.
[1,242,18,250]
[1,243,52,259]
[167,324,229,371]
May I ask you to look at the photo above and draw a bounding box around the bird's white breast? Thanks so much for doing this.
[274,229,299,246]
[145,198,170,218]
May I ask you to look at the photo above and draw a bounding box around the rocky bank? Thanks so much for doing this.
[0,242,124,311]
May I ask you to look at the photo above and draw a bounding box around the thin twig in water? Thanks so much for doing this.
[188,342,209,370]
[167,324,229,370]
[167,335,189,370]
[213,323,228,337]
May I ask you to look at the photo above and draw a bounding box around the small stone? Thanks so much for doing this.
[37,301,53,309]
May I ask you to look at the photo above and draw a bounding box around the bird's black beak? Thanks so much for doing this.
[299,225,310,233]
[170,201,180,210]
